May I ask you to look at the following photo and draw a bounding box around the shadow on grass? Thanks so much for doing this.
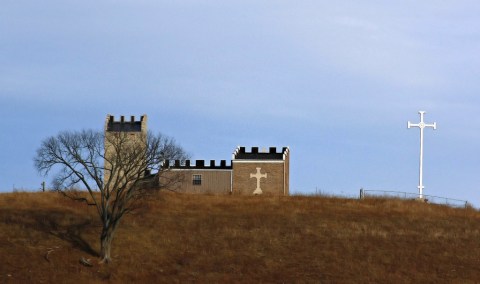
[1,208,99,257]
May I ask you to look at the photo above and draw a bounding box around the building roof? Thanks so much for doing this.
[162,160,232,170]
[105,115,146,132]
[232,146,289,160]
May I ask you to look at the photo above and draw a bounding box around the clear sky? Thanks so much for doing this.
[1,1,479,205]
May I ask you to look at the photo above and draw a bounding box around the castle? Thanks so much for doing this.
[105,114,290,196]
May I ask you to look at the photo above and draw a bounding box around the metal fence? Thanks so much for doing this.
[359,189,469,208]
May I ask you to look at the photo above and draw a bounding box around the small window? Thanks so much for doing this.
[192,174,202,185]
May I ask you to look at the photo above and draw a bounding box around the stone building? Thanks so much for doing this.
[103,114,148,184]
[162,146,290,195]
[104,114,290,196]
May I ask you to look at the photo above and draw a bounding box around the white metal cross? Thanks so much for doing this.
[250,167,267,195]
[407,111,437,199]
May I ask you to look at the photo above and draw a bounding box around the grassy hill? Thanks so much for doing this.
[1,191,480,283]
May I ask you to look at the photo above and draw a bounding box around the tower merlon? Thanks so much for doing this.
[232,146,290,160]
[105,114,147,133]
[162,159,232,170]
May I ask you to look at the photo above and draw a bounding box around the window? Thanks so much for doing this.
[192,174,202,186]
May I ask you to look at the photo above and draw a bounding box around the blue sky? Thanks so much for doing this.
[1,1,479,205]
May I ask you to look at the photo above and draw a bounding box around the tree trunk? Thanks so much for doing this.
[100,226,114,263]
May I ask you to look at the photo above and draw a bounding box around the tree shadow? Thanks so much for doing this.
[2,209,99,257]
[38,211,99,257]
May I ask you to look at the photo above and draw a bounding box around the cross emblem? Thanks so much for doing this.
[250,167,267,195]
[408,111,437,199]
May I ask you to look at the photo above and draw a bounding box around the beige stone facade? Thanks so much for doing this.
[161,168,232,194]
[103,114,148,184]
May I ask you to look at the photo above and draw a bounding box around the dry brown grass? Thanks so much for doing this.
[1,192,480,283]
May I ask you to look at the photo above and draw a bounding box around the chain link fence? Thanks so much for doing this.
[359,189,469,208]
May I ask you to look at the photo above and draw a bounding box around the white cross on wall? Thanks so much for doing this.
[408,111,437,199]
[250,167,267,195]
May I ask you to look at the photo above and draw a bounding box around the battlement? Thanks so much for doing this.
[232,146,289,160]
[105,114,147,133]
[162,159,232,170]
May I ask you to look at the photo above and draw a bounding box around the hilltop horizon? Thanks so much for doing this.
[1,1,479,206]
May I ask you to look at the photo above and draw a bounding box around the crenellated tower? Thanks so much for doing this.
[103,114,148,185]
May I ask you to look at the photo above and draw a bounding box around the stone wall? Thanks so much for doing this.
[232,161,287,195]
[160,169,232,194]
[231,147,290,196]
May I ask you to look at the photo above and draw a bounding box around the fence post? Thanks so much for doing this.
[359,188,364,199]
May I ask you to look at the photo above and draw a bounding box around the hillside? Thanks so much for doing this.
[1,192,480,283]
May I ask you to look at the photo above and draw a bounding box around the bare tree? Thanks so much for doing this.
[34,129,188,263]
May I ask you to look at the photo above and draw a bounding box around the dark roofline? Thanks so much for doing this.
[105,114,147,132]
[162,160,232,170]
[232,146,289,160]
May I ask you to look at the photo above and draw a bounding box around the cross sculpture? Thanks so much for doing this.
[408,111,437,199]
[250,167,267,195]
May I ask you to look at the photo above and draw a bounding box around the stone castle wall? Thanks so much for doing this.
[232,161,287,195]
[161,169,232,194]
[231,147,290,195]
